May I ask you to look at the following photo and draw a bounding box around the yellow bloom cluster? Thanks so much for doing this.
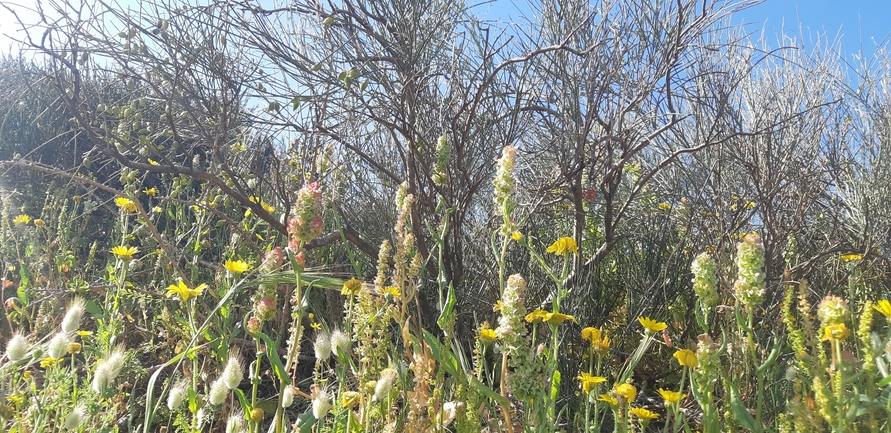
[115,197,137,212]
[581,327,611,355]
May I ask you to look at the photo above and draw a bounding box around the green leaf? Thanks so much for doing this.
[252,331,291,385]
[233,388,252,414]
[878,375,891,387]
[295,410,317,433]
[550,369,561,401]
[437,282,457,332]
[728,382,759,431]
[422,330,459,377]
[468,375,509,406]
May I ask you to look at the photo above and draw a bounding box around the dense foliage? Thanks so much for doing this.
[2,0,891,431]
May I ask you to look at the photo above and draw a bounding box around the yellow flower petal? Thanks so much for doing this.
[223,259,250,274]
[673,349,699,368]
[873,300,891,318]
[546,237,578,256]
[630,407,659,420]
[638,317,667,333]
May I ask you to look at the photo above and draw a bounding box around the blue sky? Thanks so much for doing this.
[1,0,889,60]
[732,0,891,60]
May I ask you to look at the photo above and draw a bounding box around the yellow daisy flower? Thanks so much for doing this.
[657,388,685,404]
[673,349,699,368]
[382,286,401,298]
[546,237,578,256]
[511,231,523,241]
[822,323,850,341]
[615,383,637,402]
[544,312,576,326]
[41,357,59,368]
[576,373,607,394]
[581,327,601,342]
[598,393,618,406]
[525,309,550,323]
[223,259,250,275]
[13,214,31,225]
[143,187,158,197]
[873,299,891,318]
[630,407,659,420]
[115,197,137,212]
[165,280,207,302]
[592,335,611,355]
[477,324,497,342]
[341,278,362,296]
[110,245,138,260]
[638,317,667,333]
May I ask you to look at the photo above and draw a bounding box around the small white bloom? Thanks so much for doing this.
[5,334,30,361]
[61,297,86,333]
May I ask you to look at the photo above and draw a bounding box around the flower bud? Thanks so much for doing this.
[246,316,262,333]
[255,296,277,321]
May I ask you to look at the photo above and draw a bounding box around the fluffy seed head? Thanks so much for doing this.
[225,411,247,433]
[330,329,350,358]
[167,380,188,411]
[91,345,127,394]
[63,406,86,429]
[311,386,332,419]
[281,386,295,408]
[6,334,30,362]
[373,368,398,402]
[47,332,71,359]
[208,377,228,405]
[314,331,332,361]
[222,355,243,390]
[61,297,86,333]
